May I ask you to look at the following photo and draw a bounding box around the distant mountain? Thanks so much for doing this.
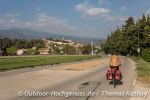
[0,28,106,45]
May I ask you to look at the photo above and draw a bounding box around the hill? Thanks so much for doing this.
[0,28,106,45]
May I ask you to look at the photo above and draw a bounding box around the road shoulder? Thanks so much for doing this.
[129,81,150,100]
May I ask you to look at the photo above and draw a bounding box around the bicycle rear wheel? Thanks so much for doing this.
[113,76,116,88]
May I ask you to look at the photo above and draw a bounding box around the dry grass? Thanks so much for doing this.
[137,77,150,85]
[48,58,110,71]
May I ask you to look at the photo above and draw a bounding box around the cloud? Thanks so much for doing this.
[10,18,16,23]
[132,10,150,23]
[75,1,89,12]
[0,13,79,35]
[121,6,128,11]
[98,0,111,6]
[85,25,91,29]
[118,22,125,26]
[98,0,103,5]
[75,1,110,20]
[104,15,127,22]
[85,25,96,32]
[5,13,21,18]
[145,10,150,17]
[36,7,41,11]
[105,1,111,5]
[75,1,126,21]
[82,8,110,20]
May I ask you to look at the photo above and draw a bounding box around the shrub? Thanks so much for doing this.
[141,48,150,62]
[34,51,40,55]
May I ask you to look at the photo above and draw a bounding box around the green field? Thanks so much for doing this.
[0,55,102,71]
[126,56,150,84]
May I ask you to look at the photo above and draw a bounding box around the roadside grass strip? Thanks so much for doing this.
[48,58,110,71]
[125,56,150,84]
[0,55,102,71]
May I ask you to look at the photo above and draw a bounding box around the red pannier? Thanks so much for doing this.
[106,70,112,80]
[111,67,117,72]
[115,70,122,81]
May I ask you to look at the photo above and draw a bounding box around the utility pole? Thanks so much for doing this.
[99,40,101,53]
[97,40,98,49]
[138,18,140,60]
[0,44,2,56]
[52,43,53,57]
[91,40,93,55]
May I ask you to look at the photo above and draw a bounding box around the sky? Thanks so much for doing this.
[0,0,150,38]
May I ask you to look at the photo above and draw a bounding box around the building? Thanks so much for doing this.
[76,43,84,47]
[46,40,54,45]
[17,49,27,55]
[54,45,57,48]
[46,45,50,48]
[55,42,63,45]
[63,43,69,45]
[58,46,63,50]
[39,48,51,55]
[65,39,72,43]
[32,47,37,50]
[94,46,101,49]
[62,37,64,41]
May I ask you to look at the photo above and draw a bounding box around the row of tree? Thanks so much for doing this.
[0,38,45,55]
[103,13,150,62]
[61,44,98,55]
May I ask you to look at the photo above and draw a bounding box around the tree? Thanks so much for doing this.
[139,14,147,47]
[104,35,111,54]
[100,42,104,51]
[62,45,69,54]
[124,17,134,33]
[55,48,60,54]
[6,46,17,63]
[27,48,35,60]
[68,46,76,55]
[147,18,150,26]
[142,25,150,49]
[127,24,138,56]
[82,44,92,54]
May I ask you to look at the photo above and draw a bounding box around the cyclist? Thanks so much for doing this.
[110,51,122,83]
[110,51,121,70]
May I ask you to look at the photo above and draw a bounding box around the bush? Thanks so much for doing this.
[34,51,40,55]
[141,49,150,62]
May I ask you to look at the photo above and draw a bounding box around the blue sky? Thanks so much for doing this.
[0,0,150,38]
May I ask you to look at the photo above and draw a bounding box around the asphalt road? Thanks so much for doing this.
[14,56,136,100]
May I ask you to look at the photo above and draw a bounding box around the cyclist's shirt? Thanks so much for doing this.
[110,55,120,66]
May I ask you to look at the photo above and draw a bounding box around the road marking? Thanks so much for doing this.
[72,61,110,80]
[88,61,110,71]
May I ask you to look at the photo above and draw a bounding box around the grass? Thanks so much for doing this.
[125,56,150,84]
[0,55,102,71]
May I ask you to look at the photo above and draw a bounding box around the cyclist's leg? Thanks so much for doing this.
[116,66,119,70]
[110,66,113,69]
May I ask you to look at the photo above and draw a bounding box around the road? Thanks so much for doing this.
[7,55,136,100]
